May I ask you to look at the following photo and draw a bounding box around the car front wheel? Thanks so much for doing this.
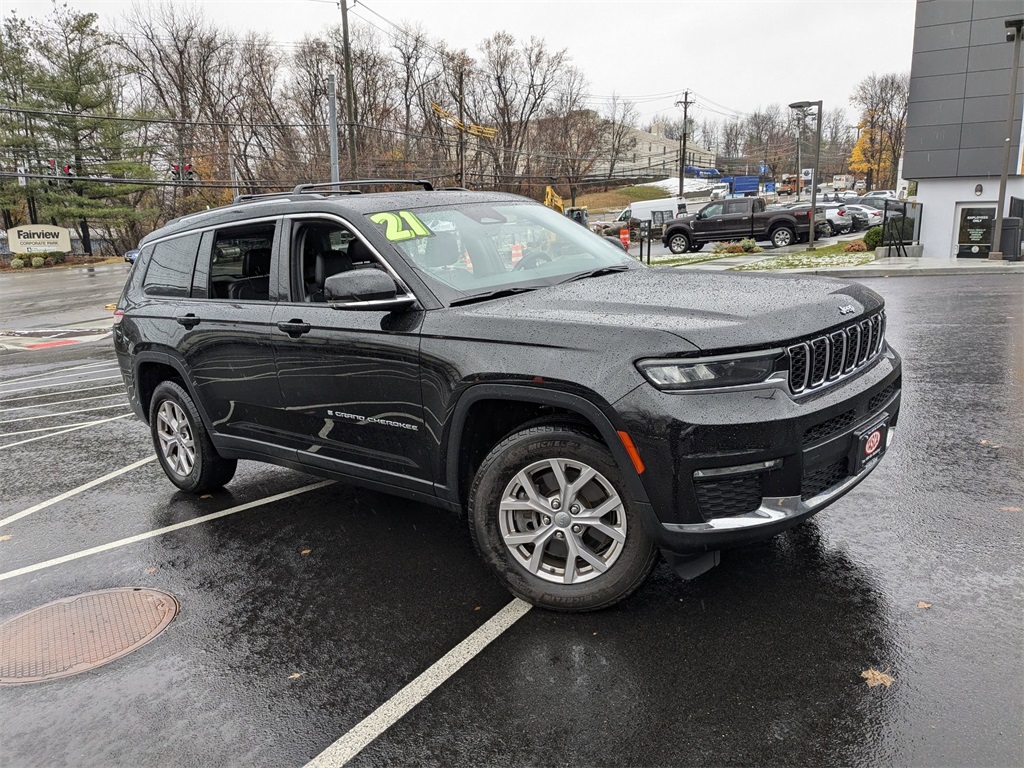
[149,380,237,493]
[667,232,690,254]
[468,425,657,611]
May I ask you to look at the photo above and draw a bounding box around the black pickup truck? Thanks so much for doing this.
[663,197,825,253]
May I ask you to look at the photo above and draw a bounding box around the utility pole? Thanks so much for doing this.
[795,111,804,202]
[339,0,357,177]
[328,73,340,184]
[457,64,466,186]
[991,17,1023,260]
[675,90,693,197]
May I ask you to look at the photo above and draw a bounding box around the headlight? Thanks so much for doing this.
[637,350,783,391]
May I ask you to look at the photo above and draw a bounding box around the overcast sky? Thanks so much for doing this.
[6,0,917,125]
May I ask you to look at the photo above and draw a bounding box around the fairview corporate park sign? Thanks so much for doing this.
[9,225,73,254]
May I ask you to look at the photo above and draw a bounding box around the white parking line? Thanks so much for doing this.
[0,360,113,386]
[0,413,133,449]
[306,598,533,767]
[0,480,335,582]
[0,413,132,436]
[0,455,157,528]
[0,402,131,423]
[0,374,122,396]
[0,392,125,412]
[0,383,123,405]
[0,365,118,389]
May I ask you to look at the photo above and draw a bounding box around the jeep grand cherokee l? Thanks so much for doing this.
[113,180,902,611]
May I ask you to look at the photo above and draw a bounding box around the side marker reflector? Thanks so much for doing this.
[616,431,645,475]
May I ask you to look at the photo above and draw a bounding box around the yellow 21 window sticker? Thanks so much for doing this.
[369,210,434,242]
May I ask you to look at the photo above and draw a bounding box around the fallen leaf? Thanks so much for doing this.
[473,605,481,611]
[0,534,12,542]
[999,506,1021,512]
[104,303,116,311]
[199,494,212,499]
[287,672,303,680]
[917,601,932,609]
[861,668,895,688]
[980,439,989,445]
[300,549,312,555]
[146,566,158,574]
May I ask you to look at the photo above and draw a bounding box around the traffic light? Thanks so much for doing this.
[46,159,58,186]
[183,164,197,183]
[61,164,73,179]
[170,164,181,181]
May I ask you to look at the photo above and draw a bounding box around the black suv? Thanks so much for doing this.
[114,180,902,611]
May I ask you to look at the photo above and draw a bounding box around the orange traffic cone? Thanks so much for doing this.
[619,228,630,251]
[511,242,523,266]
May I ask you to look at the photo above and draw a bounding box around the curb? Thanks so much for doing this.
[787,265,1024,278]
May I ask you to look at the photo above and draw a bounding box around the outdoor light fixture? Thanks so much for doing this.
[789,100,824,251]
[991,18,1024,259]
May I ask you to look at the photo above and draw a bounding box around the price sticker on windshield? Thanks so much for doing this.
[369,210,434,242]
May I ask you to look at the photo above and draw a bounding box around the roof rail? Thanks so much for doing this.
[437,186,470,191]
[292,179,434,194]
[232,190,297,204]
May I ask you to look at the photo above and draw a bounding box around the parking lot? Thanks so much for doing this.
[1,269,1021,767]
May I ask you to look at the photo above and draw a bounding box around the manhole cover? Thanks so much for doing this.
[0,588,179,685]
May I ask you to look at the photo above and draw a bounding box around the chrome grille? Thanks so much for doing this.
[787,311,886,395]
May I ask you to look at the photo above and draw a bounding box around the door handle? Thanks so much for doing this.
[175,313,200,328]
[277,319,311,337]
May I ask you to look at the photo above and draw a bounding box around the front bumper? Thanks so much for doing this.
[617,345,901,554]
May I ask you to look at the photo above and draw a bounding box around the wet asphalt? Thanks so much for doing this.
[0,273,1021,767]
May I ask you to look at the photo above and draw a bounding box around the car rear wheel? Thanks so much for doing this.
[668,232,690,254]
[468,425,657,611]
[150,380,237,493]
[770,226,795,248]
[824,221,836,237]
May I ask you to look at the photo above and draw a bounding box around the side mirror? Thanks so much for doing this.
[324,269,415,311]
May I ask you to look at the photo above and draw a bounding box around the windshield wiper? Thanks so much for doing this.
[560,265,632,283]
[448,286,542,306]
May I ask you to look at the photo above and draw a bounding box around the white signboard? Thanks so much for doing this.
[10,224,73,254]
[801,168,814,180]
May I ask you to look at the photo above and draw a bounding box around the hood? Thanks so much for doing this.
[450,268,883,353]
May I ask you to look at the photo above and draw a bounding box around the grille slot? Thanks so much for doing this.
[788,311,885,394]
[868,382,898,413]
[801,459,849,500]
[802,409,857,446]
[694,474,763,520]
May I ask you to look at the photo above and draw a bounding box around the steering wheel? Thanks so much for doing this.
[513,249,553,270]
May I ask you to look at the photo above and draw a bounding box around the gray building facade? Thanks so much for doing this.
[906,0,1024,258]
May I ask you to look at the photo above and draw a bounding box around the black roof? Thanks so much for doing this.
[142,188,534,246]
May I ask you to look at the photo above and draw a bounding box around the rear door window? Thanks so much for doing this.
[199,223,277,301]
[142,234,201,297]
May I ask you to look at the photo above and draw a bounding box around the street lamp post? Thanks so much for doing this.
[990,18,1023,260]
[790,100,823,251]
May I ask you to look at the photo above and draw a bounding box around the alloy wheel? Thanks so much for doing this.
[156,400,195,477]
[498,458,627,584]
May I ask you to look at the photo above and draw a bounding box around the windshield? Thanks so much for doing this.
[366,202,637,301]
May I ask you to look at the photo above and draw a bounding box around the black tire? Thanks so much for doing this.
[468,424,658,612]
[770,226,795,248]
[149,380,237,493]
[824,221,836,237]
[667,231,690,255]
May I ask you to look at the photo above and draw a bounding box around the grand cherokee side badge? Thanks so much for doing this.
[838,305,855,315]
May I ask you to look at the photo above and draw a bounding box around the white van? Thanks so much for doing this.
[614,197,687,224]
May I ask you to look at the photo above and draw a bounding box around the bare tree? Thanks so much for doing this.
[603,93,637,180]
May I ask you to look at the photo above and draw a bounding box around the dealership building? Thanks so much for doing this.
[906,0,1023,258]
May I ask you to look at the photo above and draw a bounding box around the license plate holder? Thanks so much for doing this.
[854,416,889,470]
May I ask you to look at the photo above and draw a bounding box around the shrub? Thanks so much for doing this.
[739,238,758,252]
[31,257,45,268]
[864,227,884,249]
[724,243,746,254]
[843,240,868,252]
[710,241,729,253]
[44,257,55,266]
[748,245,765,253]
[10,258,25,269]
